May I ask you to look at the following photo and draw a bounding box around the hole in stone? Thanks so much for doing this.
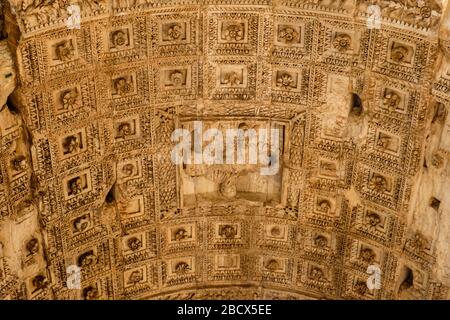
[430,197,441,210]
[6,97,20,114]
[350,93,362,115]
[105,185,115,204]
[398,266,413,292]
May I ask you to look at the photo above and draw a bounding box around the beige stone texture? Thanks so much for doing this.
[0,0,449,300]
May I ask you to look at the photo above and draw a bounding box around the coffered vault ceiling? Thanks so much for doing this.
[0,0,449,300]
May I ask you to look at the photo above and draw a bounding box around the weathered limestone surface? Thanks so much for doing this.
[0,0,449,300]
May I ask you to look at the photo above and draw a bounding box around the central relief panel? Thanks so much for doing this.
[175,119,289,208]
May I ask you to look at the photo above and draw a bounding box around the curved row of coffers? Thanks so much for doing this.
[0,0,448,300]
